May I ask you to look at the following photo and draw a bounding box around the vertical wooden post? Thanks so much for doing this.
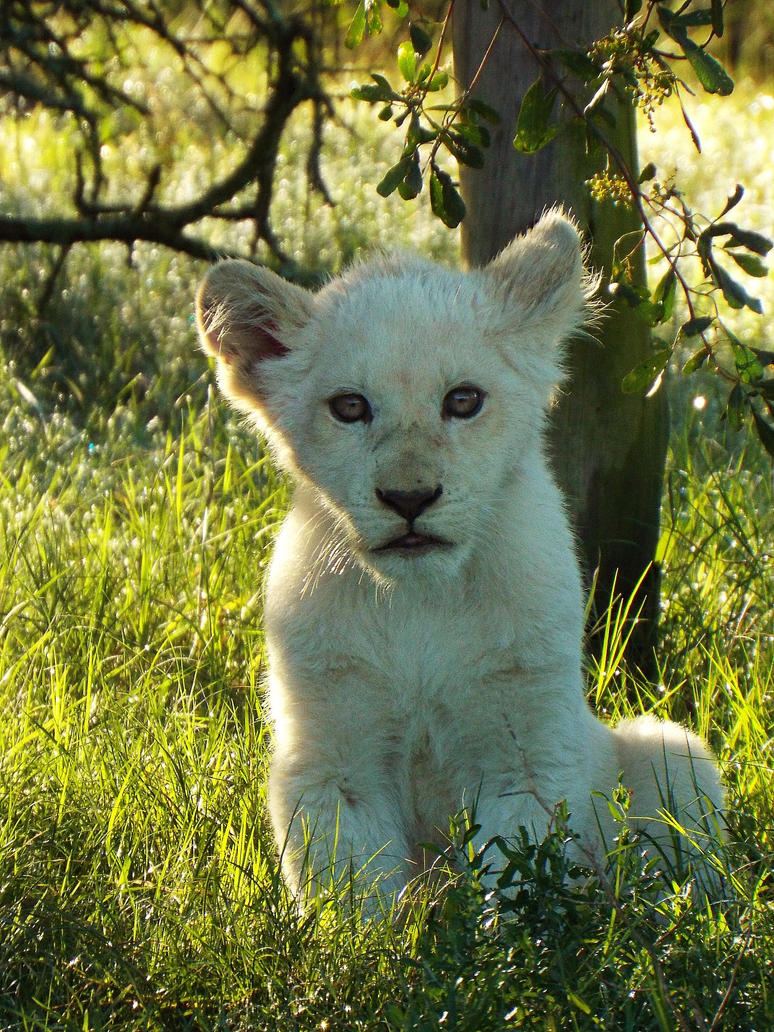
[453,2,669,676]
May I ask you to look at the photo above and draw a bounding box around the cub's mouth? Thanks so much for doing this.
[374,532,452,553]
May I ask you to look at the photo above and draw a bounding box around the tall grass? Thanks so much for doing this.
[0,71,772,1030]
[1,383,772,1029]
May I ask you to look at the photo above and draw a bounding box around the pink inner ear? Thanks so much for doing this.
[259,319,290,358]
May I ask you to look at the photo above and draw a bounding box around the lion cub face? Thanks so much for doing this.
[196,212,591,584]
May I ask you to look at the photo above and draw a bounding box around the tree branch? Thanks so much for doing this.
[0,1,330,270]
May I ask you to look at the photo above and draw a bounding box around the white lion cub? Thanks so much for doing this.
[196,211,724,906]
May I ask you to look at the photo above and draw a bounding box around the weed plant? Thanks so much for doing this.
[0,76,772,1032]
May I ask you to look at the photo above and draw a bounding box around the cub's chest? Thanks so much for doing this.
[343,593,516,700]
[396,718,476,847]
[267,551,527,720]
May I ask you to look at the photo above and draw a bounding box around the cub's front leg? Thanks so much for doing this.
[268,749,412,909]
[454,699,615,888]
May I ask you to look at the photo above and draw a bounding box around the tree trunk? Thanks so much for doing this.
[453,1,669,678]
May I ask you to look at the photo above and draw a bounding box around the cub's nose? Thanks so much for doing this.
[375,485,443,523]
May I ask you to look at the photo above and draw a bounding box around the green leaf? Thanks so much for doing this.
[428,170,442,215]
[682,346,709,375]
[345,2,366,48]
[657,6,733,94]
[459,820,481,847]
[351,84,391,103]
[409,22,432,57]
[376,153,414,197]
[678,95,702,153]
[351,74,396,103]
[725,383,746,431]
[397,40,417,82]
[416,61,433,84]
[684,41,734,95]
[680,315,714,338]
[513,77,562,153]
[466,98,501,124]
[711,0,724,36]
[444,131,485,168]
[406,112,437,148]
[441,178,466,228]
[721,226,773,256]
[752,408,774,458]
[727,250,768,278]
[426,70,449,92]
[613,282,664,326]
[552,49,601,81]
[719,183,744,217]
[397,152,423,199]
[430,167,466,228]
[652,268,676,322]
[370,72,395,94]
[694,223,774,283]
[711,260,763,313]
[626,0,643,18]
[621,349,671,394]
[584,78,611,115]
[697,229,713,272]
[729,331,764,383]
[639,161,657,183]
[365,0,383,36]
[671,9,714,27]
[350,84,379,102]
[656,6,688,36]
[453,121,491,148]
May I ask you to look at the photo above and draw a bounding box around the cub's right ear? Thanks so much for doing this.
[195,259,313,413]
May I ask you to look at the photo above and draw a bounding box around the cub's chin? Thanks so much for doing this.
[374,531,453,554]
[357,536,468,588]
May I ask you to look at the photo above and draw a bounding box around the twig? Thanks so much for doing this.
[37,244,72,314]
[495,0,716,362]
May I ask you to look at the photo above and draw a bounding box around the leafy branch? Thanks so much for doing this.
[346,0,503,228]
[344,0,774,455]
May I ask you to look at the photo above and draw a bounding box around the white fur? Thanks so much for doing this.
[196,212,724,905]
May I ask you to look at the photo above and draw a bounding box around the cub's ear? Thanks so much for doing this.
[195,259,313,413]
[486,209,595,343]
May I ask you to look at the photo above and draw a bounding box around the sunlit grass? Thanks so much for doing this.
[1,395,772,1027]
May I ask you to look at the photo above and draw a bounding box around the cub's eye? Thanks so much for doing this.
[328,392,372,424]
[442,385,485,420]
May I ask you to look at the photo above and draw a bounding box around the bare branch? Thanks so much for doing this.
[0,0,332,270]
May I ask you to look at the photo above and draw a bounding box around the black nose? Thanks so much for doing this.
[375,485,443,522]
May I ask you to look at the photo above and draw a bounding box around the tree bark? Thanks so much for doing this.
[453,1,669,678]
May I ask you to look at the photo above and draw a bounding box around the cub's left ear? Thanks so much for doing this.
[485,209,594,344]
[195,258,313,417]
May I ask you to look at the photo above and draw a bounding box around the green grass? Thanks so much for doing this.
[0,66,773,1032]
[0,393,772,1030]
